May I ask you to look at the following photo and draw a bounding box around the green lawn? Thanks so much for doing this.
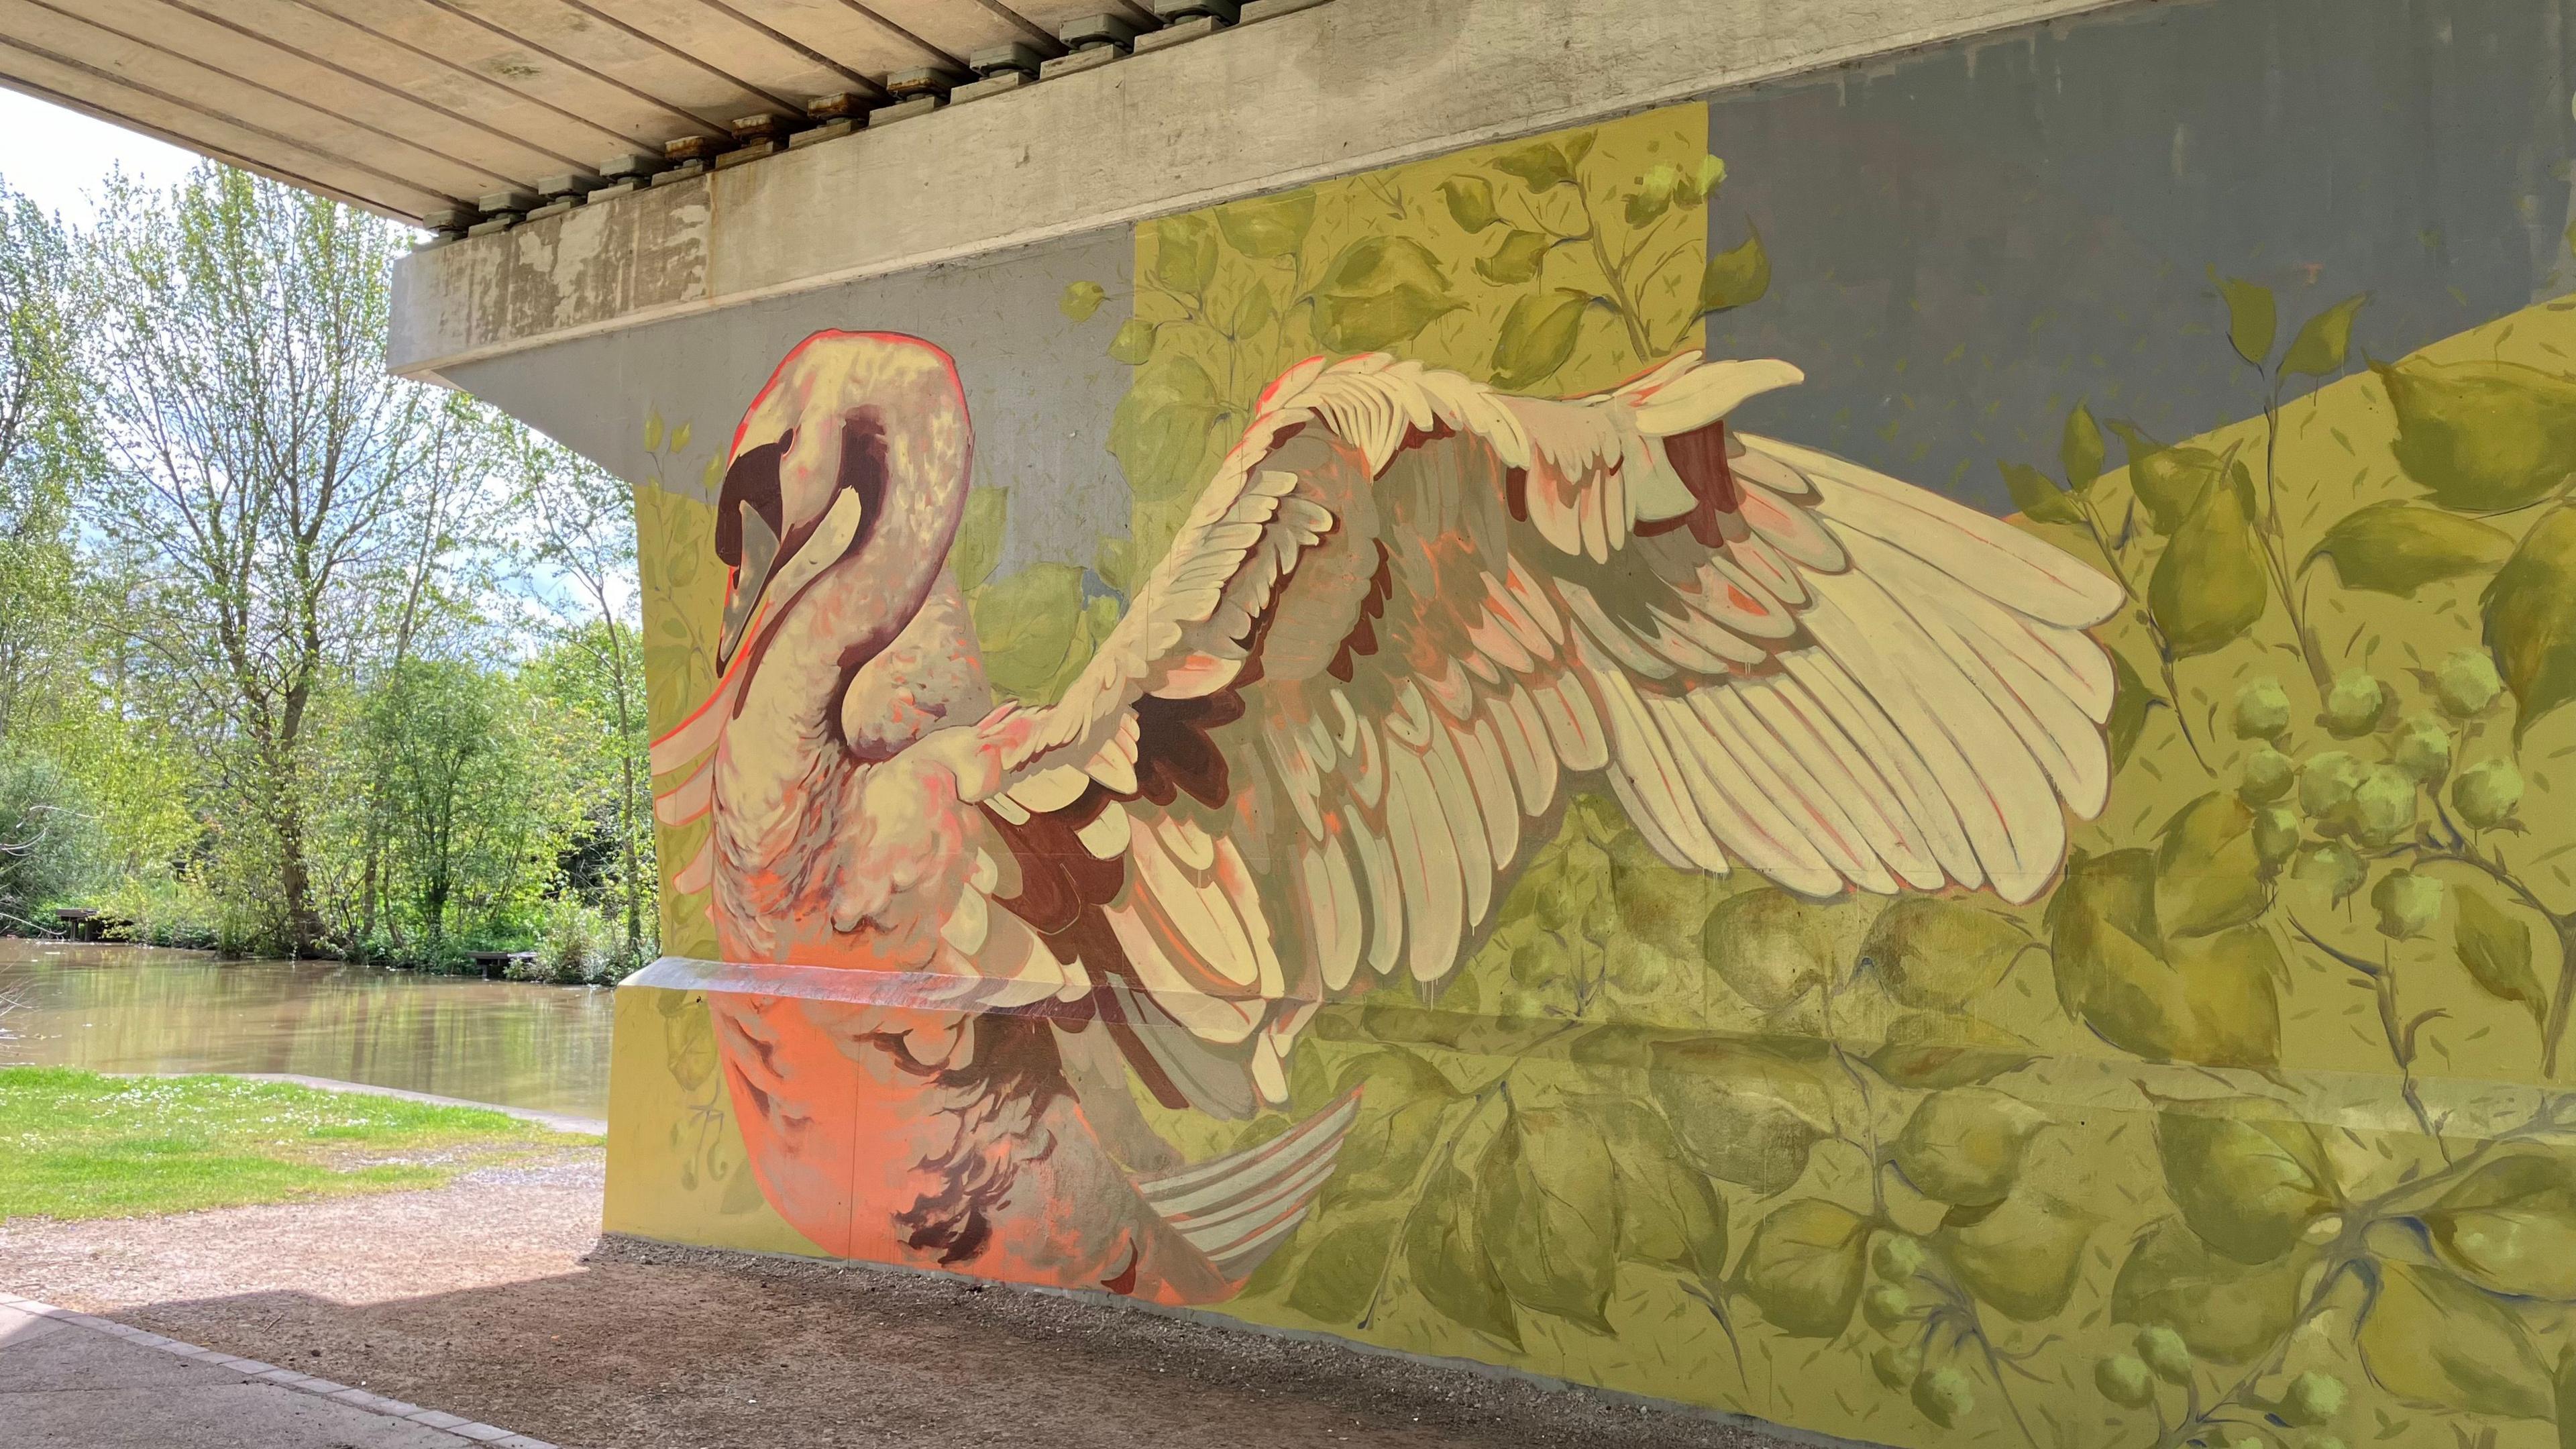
[0,1067,596,1222]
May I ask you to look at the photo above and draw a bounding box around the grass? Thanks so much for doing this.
[0,1066,596,1222]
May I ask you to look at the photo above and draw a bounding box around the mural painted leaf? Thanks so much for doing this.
[1491,289,1590,390]
[1864,1013,2038,1089]
[1891,1088,2046,1206]
[1322,1046,1462,1200]
[1153,214,1218,294]
[1647,1036,1835,1195]
[2159,929,2281,1067]
[2210,271,2277,366]
[2560,1350,2576,1449]
[1999,462,2082,526]
[2379,356,2576,512]
[2481,504,2576,743]
[1934,1189,2098,1322]
[669,421,692,453]
[1108,317,1157,364]
[2281,292,2369,377]
[1701,887,1837,1010]
[1490,140,1574,191]
[2109,421,2223,534]
[1610,845,1717,959]
[1059,279,1107,321]
[1106,356,1221,500]
[643,409,664,452]
[1475,229,1549,286]
[1405,1160,1521,1348]
[2048,846,2159,991]
[2453,882,2548,1029]
[1042,595,1121,701]
[2062,400,2106,492]
[1093,536,1137,595]
[2051,849,2284,1068]
[2156,1105,2336,1264]
[949,487,1008,591]
[2106,647,2155,775]
[1697,227,1769,313]
[1860,896,2032,1010]
[966,563,1087,700]
[2111,1217,2310,1364]
[2420,1149,2576,1299]
[1214,190,1316,258]
[1313,237,1462,352]
[2359,1260,2552,1419]
[1735,1198,1870,1340]
[1284,1216,1403,1324]
[1589,1097,1727,1296]
[1441,176,1499,233]
[1480,1107,1621,1334]
[2306,500,2512,598]
[2149,461,2267,657]
[1677,154,1725,207]
[2154,792,2269,937]
[1230,281,1275,340]
[660,991,716,1093]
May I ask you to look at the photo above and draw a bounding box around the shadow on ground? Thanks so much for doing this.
[110,1237,1819,1449]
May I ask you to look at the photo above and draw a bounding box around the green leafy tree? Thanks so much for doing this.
[72,166,495,951]
[0,181,79,750]
[513,433,655,970]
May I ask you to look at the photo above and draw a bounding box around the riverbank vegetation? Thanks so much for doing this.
[0,167,657,978]
[0,1067,593,1221]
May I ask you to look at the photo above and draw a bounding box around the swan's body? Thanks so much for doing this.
[651,332,2124,1303]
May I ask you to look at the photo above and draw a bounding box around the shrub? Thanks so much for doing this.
[525,898,611,985]
[0,751,97,932]
[91,872,221,951]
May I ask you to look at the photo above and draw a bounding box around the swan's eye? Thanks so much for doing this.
[832,411,891,559]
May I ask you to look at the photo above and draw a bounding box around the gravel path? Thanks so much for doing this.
[0,1149,1821,1449]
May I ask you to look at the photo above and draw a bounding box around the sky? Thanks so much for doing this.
[0,86,205,224]
[0,84,639,632]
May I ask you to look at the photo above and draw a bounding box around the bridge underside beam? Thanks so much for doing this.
[384,0,2114,382]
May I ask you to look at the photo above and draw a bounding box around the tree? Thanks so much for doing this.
[514,434,654,969]
[0,181,78,748]
[0,751,94,932]
[72,167,494,951]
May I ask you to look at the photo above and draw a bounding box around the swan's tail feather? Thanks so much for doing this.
[1134,1086,1362,1283]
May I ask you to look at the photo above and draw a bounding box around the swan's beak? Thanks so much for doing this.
[716,484,869,673]
[716,503,779,672]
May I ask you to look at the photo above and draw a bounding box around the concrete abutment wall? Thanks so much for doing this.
[426,3,2576,1445]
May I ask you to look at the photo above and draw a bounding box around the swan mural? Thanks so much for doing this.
[574,59,2576,1448]
[645,329,2125,1303]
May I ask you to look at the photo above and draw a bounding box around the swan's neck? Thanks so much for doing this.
[713,566,987,884]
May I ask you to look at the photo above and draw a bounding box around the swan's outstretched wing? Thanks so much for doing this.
[958,350,2123,1118]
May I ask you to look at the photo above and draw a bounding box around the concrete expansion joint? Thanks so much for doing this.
[0,1293,556,1448]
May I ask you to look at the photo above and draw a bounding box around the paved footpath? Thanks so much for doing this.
[0,1293,553,1448]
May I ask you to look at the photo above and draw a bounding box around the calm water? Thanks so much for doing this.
[0,939,616,1117]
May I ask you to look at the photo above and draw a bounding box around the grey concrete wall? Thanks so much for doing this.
[451,227,1136,578]
[1706,0,2576,514]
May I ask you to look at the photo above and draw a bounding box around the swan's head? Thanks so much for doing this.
[714,331,972,672]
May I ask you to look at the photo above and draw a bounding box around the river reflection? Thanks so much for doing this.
[0,939,615,1117]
